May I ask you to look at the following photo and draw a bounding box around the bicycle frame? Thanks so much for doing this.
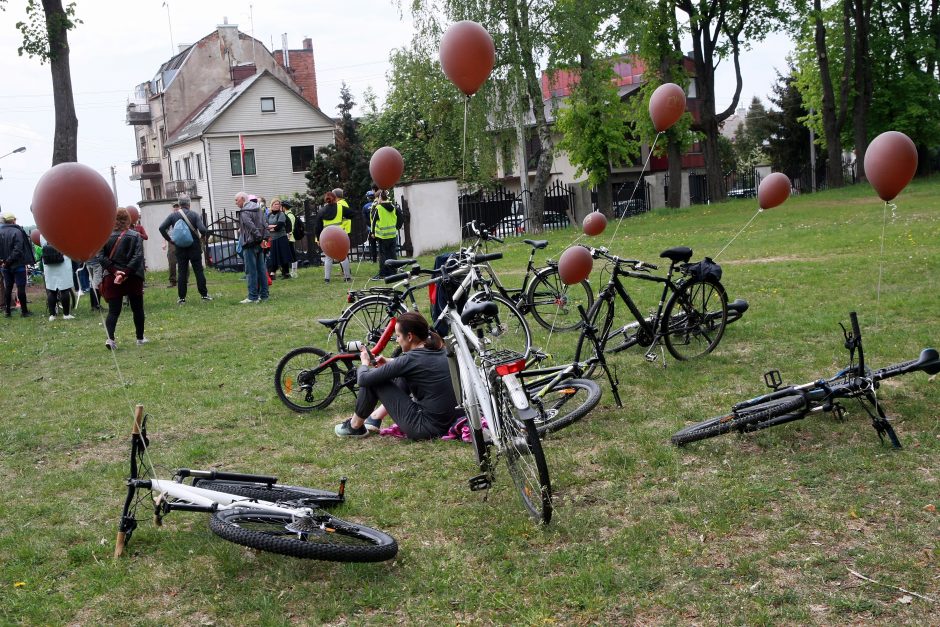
[598,261,682,351]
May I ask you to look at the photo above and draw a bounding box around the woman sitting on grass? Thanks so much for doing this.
[335,312,461,440]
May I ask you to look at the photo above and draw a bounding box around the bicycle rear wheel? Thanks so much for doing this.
[494,385,552,523]
[467,292,532,357]
[192,480,345,508]
[527,378,602,437]
[671,395,807,445]
[209,508,398,562]
[274,347,340,412]
[663,278,728,361]
[526,268,593,332]
[334,295,406,352]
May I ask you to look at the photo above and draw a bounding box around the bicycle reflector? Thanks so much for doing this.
[495,358,527,376]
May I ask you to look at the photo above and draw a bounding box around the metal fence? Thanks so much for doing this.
[458,182,573,240]
[594,179,652,217]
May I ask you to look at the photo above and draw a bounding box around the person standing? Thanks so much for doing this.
[315,191,352,283]
[158,195,211,304]
[96,207,146,349]
[266,199,293,280]
[371,190,403,278]
[0,212,36,317]
[362,188,377,264]
[40,236,74,321]
[164,203,179,287]
[282,200,300,278]
[235,192,268,303]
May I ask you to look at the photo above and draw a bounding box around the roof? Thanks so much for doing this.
[164,73,265,147]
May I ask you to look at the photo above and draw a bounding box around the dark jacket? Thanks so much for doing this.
[238,200,265,247]
[96,229,145,279]
[0,223,35,269]
[158,208,208,248]
[315,203,339,238]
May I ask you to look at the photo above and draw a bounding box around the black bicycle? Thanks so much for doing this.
[671,312,939,447]
[574,246,736,373]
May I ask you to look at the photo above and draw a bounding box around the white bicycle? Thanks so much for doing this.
[115,406,398,562]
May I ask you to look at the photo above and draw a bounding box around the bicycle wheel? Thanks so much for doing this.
[573,295,616,378]
[334,295,405,352]
[494,384,552,523]
[191,480,345,508]
[526,268,594,332]
[526,378,602,437]
[209,508,398,562]
[671,395,807,446]
[274,347,340,412]
[467,292,532,357]
[662,278,728,361]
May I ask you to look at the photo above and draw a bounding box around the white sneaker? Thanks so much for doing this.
[136,337,149,346]
[48,315,56,321]
[239,298,258,304]
[63,315,75,320]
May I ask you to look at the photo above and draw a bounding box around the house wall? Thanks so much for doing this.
[138,197,203,272]
[395,179,461,256]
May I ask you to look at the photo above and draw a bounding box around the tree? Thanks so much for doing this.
[731,97,772,167]
[763,67,824,181]
[305,144,339,199]
[332,83,371,203]
[7,0,81,165]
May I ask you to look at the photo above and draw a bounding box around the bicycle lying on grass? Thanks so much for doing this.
[116,406,398,561]
[671,312,939,447]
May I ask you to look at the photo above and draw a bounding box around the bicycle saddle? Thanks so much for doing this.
[318,318,341,329]
[660,246,693,263]
[461,300,499,326]
[385,259,416,269]
[523,239,549,249]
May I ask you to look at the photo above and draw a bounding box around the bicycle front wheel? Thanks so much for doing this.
[527,378,602,437]
[663,278,728,361]
[467,292,532,357]
[671,395,807,446]
[334,295,405,352]
[209,508,398,562]
[526,268,594,332]
[494,385,552,523]
[274,347,340,412]
[192,480,345,508]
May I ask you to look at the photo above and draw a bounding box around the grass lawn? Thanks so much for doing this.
[1,179,938,625]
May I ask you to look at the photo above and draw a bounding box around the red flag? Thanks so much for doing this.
[239,134,246,170]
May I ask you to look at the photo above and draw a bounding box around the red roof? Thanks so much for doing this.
[541,56,647,100]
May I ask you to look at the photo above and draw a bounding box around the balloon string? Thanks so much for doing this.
[713,209,762,260]
[461,96,469,182]
[607,132,661,248]
[874,200,892,330]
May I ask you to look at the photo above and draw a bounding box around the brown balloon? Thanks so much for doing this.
[582,211,607,237]
[126,205,140,224]
[757,172,791,210]
[30,230,41,246]
[320,225,350,262]
[864,131,918,201]
[648,83,687,133]
[439,21,496,97]
[369,146,405,190]
[558,245,594,285]
[31,162,116,261]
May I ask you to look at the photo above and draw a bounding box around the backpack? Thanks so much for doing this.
[292,214,305,240]
[42,244,65,265]
[170,216,194,247]
[684,256,722,282]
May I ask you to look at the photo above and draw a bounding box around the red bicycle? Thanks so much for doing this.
[275,316,398,412]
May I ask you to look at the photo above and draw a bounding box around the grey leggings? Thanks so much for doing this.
[324,257,351,280]
[355,378,452,440]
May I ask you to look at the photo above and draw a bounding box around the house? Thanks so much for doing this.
[126,20,333,270]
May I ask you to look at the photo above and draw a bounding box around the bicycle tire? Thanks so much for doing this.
[191,480,345,508]
[573,295,616,378]
[334,295,406,352]
[467,292,532,357]
[274,347,340,412]
[526,267,594,332]
[526,378,602,436]
[671,395,807,446]
[662,278,728,361]
[209,508,398,562]
[494,384,552,523]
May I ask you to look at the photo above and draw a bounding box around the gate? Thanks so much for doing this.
[203,208,241,271]
[593,179,651,217]
[458,183,573,240]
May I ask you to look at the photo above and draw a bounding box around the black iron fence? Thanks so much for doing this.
[458,182,573,240]
[594,179,652,217]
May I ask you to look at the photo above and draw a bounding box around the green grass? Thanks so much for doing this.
[2,179,939,625]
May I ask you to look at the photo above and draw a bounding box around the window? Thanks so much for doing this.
[290,145,315,172]
[183,157,192,180]
[196,154,203,180]
[174,160,181,180]
[260,97,275,113]
[230,149,257,176]
[139,136,147,159]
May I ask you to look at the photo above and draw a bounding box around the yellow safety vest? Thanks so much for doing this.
[374,202,398,240]
[324,199,352,233]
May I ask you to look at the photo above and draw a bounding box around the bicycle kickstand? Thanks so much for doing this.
[865,392,902,449]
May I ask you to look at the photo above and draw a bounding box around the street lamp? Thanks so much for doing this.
[0,146,26,160]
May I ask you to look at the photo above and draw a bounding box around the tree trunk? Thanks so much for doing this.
[667,136,682,207]
[814,0,844,188]
[596,177,613,217]
[44,0,78,165]
[852,0,873,181]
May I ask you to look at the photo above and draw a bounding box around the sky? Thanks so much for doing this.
[0,1,793,227]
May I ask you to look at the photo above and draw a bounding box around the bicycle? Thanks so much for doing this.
[574,245,731,371]
[116,406,398,561]
[464,220,594,331]
[671,312,939,447]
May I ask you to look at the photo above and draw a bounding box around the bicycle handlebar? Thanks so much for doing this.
[588,246,657,271]
[384,272,409,284]
[474,252,503,263]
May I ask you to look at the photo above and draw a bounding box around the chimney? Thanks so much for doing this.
[303,37,312,50]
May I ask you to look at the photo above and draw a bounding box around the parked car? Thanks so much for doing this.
[613,198,648,217]
[727,187,757,199]
[206,240,243,271]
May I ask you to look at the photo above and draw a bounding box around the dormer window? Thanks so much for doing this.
[261,97,275,113]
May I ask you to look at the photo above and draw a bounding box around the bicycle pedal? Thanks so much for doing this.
[468,474,492,491]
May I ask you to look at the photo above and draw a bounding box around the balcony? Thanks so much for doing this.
[130,158,162,180]
[164,179,197,198]
[126,102,151,125]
